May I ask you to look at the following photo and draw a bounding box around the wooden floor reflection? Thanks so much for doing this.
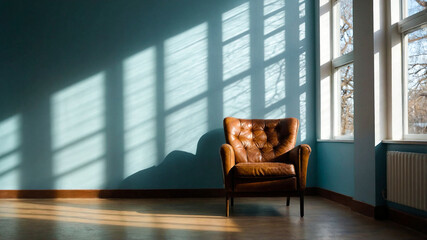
[0,196,424,240]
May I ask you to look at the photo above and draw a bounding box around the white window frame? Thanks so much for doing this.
[331,0,354,140]
[398,6,427,140]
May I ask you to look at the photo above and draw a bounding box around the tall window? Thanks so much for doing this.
[332,0,354,138]
[400,1,426,138]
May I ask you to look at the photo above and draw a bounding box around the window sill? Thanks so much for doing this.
[382,140,427,145]
[317,139,354,143]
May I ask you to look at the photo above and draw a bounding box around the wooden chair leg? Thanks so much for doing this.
[286,196,290,206]
[300,191,304,217]
[226,195,230,217]
[231,197,234,207]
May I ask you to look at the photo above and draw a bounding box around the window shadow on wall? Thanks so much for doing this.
[0,0,315,191]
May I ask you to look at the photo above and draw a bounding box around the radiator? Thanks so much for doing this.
[387,151,427,211]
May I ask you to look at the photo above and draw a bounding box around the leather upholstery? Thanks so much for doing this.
[220,144,235,192]
[234,162,295,178]
[283,144,311,190]
[223,117,299,163]
[221,117,310,192]
[234,177,297,192]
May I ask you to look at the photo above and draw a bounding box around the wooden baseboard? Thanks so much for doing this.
[315,187,352,206]
[313,187,426,234]
[350,199,375,218]
[99,189,226,198]
[0,189,225,198]
[388,208,427,234]
[314,188,375,217]
[0,187,317,199]
[0,190,98,198]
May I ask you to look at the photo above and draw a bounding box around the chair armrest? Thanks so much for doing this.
[284,144,311,190]
[220,144,236,191]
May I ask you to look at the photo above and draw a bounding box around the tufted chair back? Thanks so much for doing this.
[223,117,299,163]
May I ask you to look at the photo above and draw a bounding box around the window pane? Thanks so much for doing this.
[339,63,354,135]
[339,0,353,55]
[406,0,426,17]
[407,27,427,134]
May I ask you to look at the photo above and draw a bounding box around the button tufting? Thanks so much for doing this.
[225,117,298,163]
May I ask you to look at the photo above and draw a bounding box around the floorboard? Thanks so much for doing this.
[0,196,425,240]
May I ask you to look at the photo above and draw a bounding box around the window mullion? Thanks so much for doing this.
[333,68,341,137]
[332,52,354,68]
[399,9,427,34]
[401,33,408,136]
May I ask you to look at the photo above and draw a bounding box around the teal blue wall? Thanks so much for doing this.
[386,143,427,154]
[0,0,317,190]
[317,142,354,197]
[316,140,426,217]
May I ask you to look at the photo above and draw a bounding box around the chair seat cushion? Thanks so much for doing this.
[234,162,296,178]
[234,177,297,192]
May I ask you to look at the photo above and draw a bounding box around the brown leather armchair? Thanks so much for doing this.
[220,117,311,217]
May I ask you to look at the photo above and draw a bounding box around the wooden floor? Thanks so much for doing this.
[0,196,425,240]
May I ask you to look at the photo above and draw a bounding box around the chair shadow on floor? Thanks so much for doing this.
[135,200,285,217]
